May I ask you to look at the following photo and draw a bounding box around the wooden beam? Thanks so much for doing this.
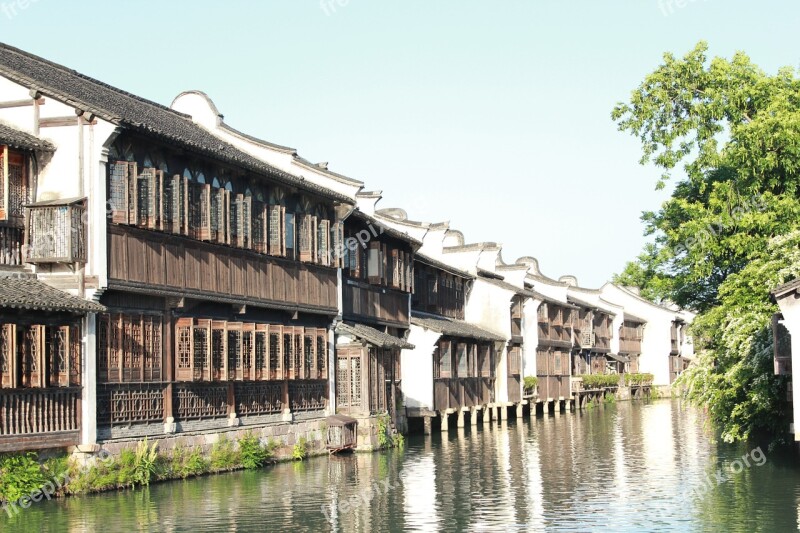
[39,116,96,128]
[0,98,44,109]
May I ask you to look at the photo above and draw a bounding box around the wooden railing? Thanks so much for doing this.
[235,381,284,416]
[0,225,23,266]
[108,224,338,312]
[0,387,80,435]
[174,382,229,421]
[343,281,409,326]
[289,380,328,412]
[97,383,167,427]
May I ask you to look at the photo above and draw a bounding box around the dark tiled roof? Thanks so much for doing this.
[0,278,105,313]
[0,43,350,205]
[350,210,423,247]
[336,322,414,349]
[477,268,504,280]
[623,312,648,324]
[477,275,545,300]
[0,122,55,152]
[773,278,800,299]
[411,311,506,342]
[415,253,475,280]
[567,295,617,316]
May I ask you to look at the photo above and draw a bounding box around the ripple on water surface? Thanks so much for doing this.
[4,400,800,532]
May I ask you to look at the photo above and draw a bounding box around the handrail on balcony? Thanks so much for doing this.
[25,197,87,264]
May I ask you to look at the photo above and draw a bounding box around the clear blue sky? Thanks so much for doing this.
[1,1,798,287]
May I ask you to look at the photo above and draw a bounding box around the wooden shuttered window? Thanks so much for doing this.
[316,330,327,380]
[0,324,15,388]
[331,222,345,268]
[318,219,330,266]
[438,340,452,379]
[0,148,28,222]
[136,168,162,229]
[367,241,381,284]
[299,214,314,263]
[46,325,81,388]
[211,320,227,381]
[254,324,268,381]
[165,174,189,235]
[391,249,401,288]
[211,188,230,245]
[233,195,252,250]
[98,314,162,383]
[253,202,269,254]
[227,322,242,381]
[109,161,138,225]
[269,324,283,381]
[175,317,194,382]
[190,183,212,241]
[268,205,285,256]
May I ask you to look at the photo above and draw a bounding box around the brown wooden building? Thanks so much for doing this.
[411,255,503,415]
[334,211,417,425]
[536,299,579,401]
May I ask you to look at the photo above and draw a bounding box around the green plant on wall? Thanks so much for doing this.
[292,437,308,461]
[238,432,273,470]
[132,437,159,487]
[376,415,392,449]
[523,376,539,394]
[0,452,48,503]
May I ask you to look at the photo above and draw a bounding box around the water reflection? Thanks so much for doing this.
[5,400,800,532]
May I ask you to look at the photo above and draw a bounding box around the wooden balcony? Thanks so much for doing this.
[108,224,338,314]
[343,279,409,327]
[26,199,87,264]
[0,225,23,266]
[0,387,81,452]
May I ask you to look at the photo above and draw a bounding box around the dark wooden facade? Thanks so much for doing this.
[619,319,644,374]
[336,215,414,420]
[536,302,574,400]
[433,338,495,411]
[96,133,343,438]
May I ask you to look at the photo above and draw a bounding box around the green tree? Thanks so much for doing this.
[612,41,800,443]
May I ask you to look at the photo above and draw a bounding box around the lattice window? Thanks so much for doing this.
[176,318,193,381]
[350,357,362,405]
[269,205,285,256]
[294,331,302,379]
[269,328,281,380]
[1,324,15,388]
[337,357,350,407]
[255,329,268,380]
[253,202,268,253]
[299,214,313,262]
[318,219,330,266]
[316,333,326,379]
[228,325,242,381]
[304,334,314,380]
[193,321,211,381]
[283,332,293,380]
[211,322,226,381]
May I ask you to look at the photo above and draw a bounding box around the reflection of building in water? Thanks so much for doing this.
[402,447,439,529]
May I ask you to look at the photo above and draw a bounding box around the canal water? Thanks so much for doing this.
[5,400,800,532]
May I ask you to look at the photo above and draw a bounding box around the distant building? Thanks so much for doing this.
[773,279,800,439]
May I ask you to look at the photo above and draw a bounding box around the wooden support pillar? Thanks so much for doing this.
[423,416,433,435]
[457,409,465,428]
[543,401,550,415]
[440,412,449,432]
[482,407,491,425]
[282,380,292,422]
[516,403,523,419]
[470,408,478,426]
[530,401,537,418]
[163,309,174,427]
[565,398,572,412]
